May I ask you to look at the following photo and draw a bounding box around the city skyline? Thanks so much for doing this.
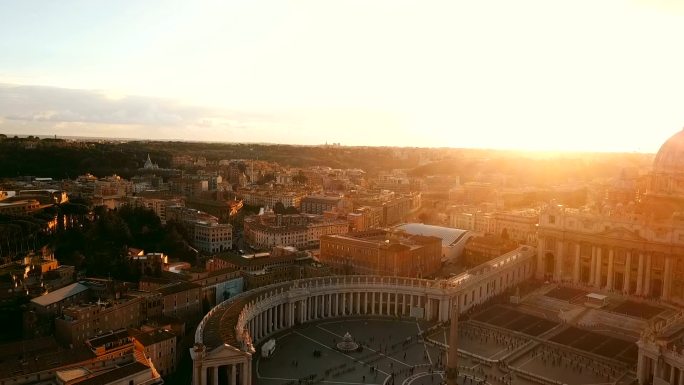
[1,0,684,152]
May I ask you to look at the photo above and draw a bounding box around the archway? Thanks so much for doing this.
[651,279,663,298]
[544,252,555,277]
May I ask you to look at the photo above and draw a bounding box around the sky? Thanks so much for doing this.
[0,0,683,152]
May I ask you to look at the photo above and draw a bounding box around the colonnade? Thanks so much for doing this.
[638,350,684,385]
[192,246,537,385]
[537,236,678,300]
[247,290,436,342]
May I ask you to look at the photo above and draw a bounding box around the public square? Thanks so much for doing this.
[254,311,638,385]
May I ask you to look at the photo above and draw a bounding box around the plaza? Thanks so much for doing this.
[254,313,639,385]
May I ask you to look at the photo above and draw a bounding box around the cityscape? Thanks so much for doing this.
[1,2,684,385]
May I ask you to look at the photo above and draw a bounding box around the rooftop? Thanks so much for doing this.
[30,282,89,307]
[74,361,153,385]
[394,223,470,247]
[156,281,201,296]
[132,328,176,346]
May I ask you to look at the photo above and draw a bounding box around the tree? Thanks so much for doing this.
[273,202,286,214]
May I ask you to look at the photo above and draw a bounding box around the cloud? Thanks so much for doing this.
[0,83,294,141]
[0,83,212,126]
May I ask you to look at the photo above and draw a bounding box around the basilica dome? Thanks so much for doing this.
[644,128,684,214]
[653,129,684,174]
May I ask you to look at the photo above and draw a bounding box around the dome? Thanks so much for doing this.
[653,129,684,174]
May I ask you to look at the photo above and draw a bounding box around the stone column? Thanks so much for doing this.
[394,294,399,316]
[624,251,632,294]
[645,254,652,297]
[606,249,615,290]
[670,365,676,385]
[446,303,459,385]
[590,246,596,286]
[426,297,432,320]
[595,247,603,288]
[554,240,563,281]
[256,313,261,340]
[402,294,407,315]
[664,256,673,300]
[342,292,347,315]
[636,253,645,295]
[327,294,332,317]
[231,364,237,385]
[536,236,545,278]
[679,367,684,385]
[213,366,219,385]
[636,353,646,385]
[364,292,368,314]
[358,293,362,315]
[379,292,384,315]
[573,243,581,284]
[410,294,414,315]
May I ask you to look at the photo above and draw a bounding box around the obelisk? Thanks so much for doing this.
[446,302,459,385]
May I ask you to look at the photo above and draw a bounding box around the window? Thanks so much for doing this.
[548,215,555,224]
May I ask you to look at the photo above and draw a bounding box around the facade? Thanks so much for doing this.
[94,174,133,198]
[347,205,383,232]
[637,315,684,385]
[132,328,178,377]
[166,206,233,254]
[54,296,144,345]
[0,199,41,215]
[244,213,348,250]
[240,190,305,209]
[194,221,233,254]
[319,230,442,277]
[494,209,539,244]
[464,235,518,267]
[191,246,535,385]
[537,129,684,304]
[156,281,202,320]
[300,194,343,214]
[127,195,183,223]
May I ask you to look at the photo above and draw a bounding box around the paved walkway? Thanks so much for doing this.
[254,317,636,385]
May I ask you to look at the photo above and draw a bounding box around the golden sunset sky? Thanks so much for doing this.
[1,0,683,151]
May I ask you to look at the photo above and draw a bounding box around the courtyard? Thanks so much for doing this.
[254,316,637,385]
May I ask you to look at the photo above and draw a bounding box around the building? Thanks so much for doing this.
[464,235,518,267]
[319,230,442,277]
[127,195,183,223]
[54,295,145,345]
[186,196,243,222]
[166,206,233,254]
[30,282,90,315]
[393,223,475,262]
[0,331,162,385]
[494,209,539,244]
[536,128,684,303]
[194,221,233,254]
[94,174,133,199]
[244,213,348,250]
[347,205,383,232]
[240,189,305,209]
[132,328,178,377]
[191,246,536,385]
[156,281,202,320]
[300,194,344,214]
[0,199,41,215]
